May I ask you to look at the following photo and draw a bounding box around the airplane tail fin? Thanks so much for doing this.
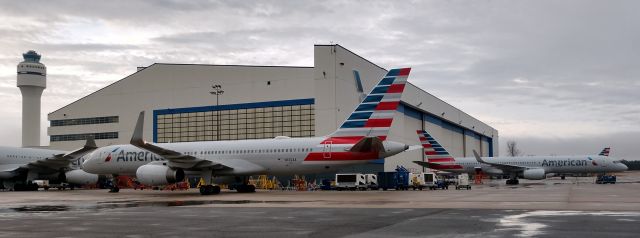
[598,147,610,156]
[417,130,455,162]
[327,68,411,144]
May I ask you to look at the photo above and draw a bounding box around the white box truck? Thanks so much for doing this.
[455,174,471,190]
[335,174,367,191]
[365,174,378,190]
[410,172,437,190]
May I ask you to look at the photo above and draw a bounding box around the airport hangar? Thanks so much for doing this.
[47,44,498,174]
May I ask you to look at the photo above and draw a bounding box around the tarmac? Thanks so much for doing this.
[1,172,639,237]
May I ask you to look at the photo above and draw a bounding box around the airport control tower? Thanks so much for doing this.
[17,50,46,147]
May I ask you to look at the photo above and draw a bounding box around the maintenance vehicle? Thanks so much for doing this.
[596,175,617,184]
[365,174,379,190]
[455,174,471,190]
[335,173,367,191]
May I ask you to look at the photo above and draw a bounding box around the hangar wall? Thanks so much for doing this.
[47,44,498,174]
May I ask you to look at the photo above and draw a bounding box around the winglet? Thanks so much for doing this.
[130,111,145,146]
[60,136,98,160]
[85,136,97,150]
[472,150,486,164]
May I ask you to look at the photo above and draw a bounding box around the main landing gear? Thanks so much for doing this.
[199,170,221,195]
[109,174,120,193]
[199,185,221,195]
[232,176,256,193]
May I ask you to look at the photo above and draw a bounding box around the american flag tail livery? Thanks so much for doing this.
[417,130,455,163]
[599,147,610,156]
[327,68,411,143]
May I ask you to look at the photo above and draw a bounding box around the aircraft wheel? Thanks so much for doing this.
[29,183,39,191]
[109,187,120,193]
[212,185,221,194]
[200,185,213,195]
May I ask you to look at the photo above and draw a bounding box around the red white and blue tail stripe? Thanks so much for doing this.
[417,130,463,170]
[598,147,610,156]
[327,68,411,143]
[417,130,455,162]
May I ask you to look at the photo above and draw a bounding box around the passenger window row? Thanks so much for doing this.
[183,148,313,156]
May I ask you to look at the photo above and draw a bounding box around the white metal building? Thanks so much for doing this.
[47,44,498,173]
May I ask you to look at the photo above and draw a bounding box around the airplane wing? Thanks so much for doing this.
[21,137,98,172]
[129,111,230,170]
[472,150,526,172]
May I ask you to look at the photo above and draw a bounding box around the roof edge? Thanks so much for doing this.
[314,44,387,71]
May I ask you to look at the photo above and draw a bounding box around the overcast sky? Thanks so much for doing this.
[0,0,638,159]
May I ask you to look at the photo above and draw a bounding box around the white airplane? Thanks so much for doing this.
[0,138,99,191]
[83,67,413,195]
[413,130,628,185]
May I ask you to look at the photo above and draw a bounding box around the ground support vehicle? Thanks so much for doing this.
[335,174,367,191]
[596,175,616,184]
[409,172,436,190]
[430,180,449,190]
[377,166,410,190]
[365,174,379,190]
[455,174,471,190]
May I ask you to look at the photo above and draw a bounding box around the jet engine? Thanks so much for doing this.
[64,169,100,185]
[522,168,546,180]
[136,165,185,186]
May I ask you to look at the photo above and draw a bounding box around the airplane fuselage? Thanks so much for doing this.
[0,146,69,179]
[429,155,627,175]
[83,136,407,176]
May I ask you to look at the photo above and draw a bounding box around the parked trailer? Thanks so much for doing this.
[455,174,471,190]
[335,174,367,191]
[377,172,409,190]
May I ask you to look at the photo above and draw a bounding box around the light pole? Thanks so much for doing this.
[209,84,224,141]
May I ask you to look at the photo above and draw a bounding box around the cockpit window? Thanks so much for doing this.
[613,160,622,164]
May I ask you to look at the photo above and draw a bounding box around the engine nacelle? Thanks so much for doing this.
[136,165,185,186]
[522,168,546,180]
[65,170,99,185]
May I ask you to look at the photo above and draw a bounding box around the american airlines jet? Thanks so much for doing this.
[0,138,99,191]
[83,68,413,195]
[413,130,627,185]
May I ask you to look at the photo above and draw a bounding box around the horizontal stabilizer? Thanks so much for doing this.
[349,136,384,153]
